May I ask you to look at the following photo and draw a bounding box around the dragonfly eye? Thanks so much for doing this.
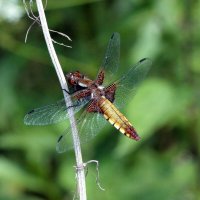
[74,71,83,79]
[69,78,78,86]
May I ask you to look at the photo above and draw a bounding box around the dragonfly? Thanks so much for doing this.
[24,32,152,153]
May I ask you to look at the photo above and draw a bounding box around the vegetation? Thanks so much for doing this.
[0,0,199,199]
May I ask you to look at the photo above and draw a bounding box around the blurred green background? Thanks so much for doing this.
[0,0,200,199]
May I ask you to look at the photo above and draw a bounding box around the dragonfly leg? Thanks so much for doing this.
[62,88,71,95]
[66,99,83,109]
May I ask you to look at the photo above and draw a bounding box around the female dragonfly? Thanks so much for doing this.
[24,32,152,153]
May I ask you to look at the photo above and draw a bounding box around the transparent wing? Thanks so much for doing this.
[24,96,90,126]
[114,58,152,108]
[98,32,120,84]
[56,111,107,153]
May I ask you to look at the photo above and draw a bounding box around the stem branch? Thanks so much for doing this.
[35,0,87,199]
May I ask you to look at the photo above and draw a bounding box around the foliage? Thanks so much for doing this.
[0,0,200,199]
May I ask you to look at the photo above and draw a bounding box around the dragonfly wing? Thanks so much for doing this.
[114,58,152,108]
[98,32,120,84]
[56,111,107,153]
[24,96,89,126]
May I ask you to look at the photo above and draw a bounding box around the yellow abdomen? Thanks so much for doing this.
[98,96,140,140]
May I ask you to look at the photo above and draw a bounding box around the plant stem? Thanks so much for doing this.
[35,0,87,199]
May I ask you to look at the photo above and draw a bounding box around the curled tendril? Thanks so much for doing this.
[23,0,72,47]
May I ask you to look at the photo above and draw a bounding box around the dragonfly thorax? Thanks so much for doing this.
[90,85,105,99]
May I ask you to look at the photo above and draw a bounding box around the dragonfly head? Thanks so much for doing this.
[66,71,84,86]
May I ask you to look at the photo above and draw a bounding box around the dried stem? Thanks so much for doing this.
[34,0,87,199]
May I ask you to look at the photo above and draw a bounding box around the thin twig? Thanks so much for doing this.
[33,0,87,199]
[25,20,37,43]
[74,159,105,195]
[49,29,72,41]
[51,38,72,48]
[84,160,105,191]
[23,0,72,47]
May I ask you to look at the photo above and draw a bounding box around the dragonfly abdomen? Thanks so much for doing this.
[99,96,140,141]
